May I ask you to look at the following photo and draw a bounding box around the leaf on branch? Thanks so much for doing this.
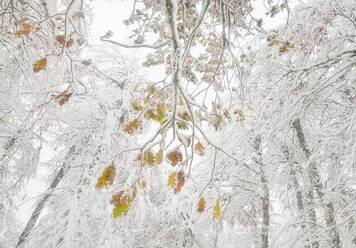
[197,197,206,213]
[54,90,73,106]
[32,58,47,73]
[131,101,143,111]
[168,171,176,188]
[95,165,116,189]
[72,12,85,19]
[166,150,183,166]
[81,59,92,66]
[174,171,184,194]
[177,121,188,130]
[143,151,155,166]
[55,35,65,45]
[155,150,163,165]
[110,191,124,205]
[65,38,74,48]
[112,195,131,218]
[194,142,205,156]
[124,119,141,135]
[213,199,221,219]
[15,18,32,38]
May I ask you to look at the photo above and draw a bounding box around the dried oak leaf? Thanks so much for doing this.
[15,18,31,38]
[197,197,206,213]
[166,150,183,167]
[124,119,141,135]
[194,142,205,156]
[55,90,73,106]
[143,151,155,166]
[174,171,184,194]
[110,191,124,205]
[65,38,74,48]
[33,58,47,73]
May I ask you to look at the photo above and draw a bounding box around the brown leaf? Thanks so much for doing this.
[15,19,31,38]
[65,38,74,48]
[81,59,92,66]
[55,91,73,106]
[32,58,47,73]
[110,191,124,205]
[166,150,183,167]
[143,151,155,166]
[174,171,184,194]
[56,35,65,45]
[124,119,141,135]
[194,142,205,156]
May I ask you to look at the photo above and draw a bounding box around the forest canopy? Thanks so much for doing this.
[0,0,355,247]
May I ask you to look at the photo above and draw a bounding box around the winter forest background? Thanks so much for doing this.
[0,0,356,247]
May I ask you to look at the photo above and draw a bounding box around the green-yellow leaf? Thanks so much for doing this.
[112,196,131,218]
[213,199,221,219]
[168,171,176,188]
[155,150,163,165]
[197,197,206,213]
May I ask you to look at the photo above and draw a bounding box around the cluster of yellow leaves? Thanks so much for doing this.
[95,165,116,189]
[139,150,163,166]
[14,18,31,38]
[54,90,73,106]
[197,197,206,213]
[124,119,142,135]
[33,58,47,73]
[167,171,185,194]
[166,150,183,166]
[55,35,74,48]
[194,142,205,156]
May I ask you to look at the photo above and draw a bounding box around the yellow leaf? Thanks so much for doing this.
[213,199,221,219]
[155,150,163,165]
[144,151,155,166]
[95,165,116,189]
[33,58,47,73]
[197,197,206,213]
[168,172,176,188]
[194,142,205,156]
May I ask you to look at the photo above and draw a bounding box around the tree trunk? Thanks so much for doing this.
[254,136,270,248]
[293,119,341,248]
[16,145,75,248]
